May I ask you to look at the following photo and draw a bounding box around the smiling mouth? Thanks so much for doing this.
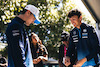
[72,23,76,26]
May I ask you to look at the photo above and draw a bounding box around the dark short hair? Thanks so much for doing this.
[68,9,82,18]
[20,8,27,14]
[20,9,33,15]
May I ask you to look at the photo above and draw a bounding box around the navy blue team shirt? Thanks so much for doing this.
[6,17,33,67]
[67,23,99,67]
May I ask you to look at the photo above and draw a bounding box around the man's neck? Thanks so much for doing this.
[17,14,26,22]
[76,22,82,29]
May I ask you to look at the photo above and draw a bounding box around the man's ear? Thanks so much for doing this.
[26,10,31,15]
[79,16,82,21]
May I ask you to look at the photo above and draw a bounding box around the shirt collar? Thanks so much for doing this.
[15,17,25,24]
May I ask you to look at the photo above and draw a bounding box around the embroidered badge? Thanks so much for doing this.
[83,29,87,32]
[12,30,20,36]
[73,31,76,35]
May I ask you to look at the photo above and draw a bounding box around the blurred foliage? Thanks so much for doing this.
[0,46,8,58]
[0,0,90,59]
[0,0,28,33]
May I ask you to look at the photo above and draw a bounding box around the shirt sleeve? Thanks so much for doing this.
[6,24,26,67]
[86,26,99,61]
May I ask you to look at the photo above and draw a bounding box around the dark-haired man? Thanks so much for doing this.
[6,5,41,67]
[65,9,99,67]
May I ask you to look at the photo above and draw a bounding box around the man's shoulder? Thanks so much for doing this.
[9,19,21,27]
[82,23,93,29]
[7,18,23,30]
[82,23,96,34]
[6,18,23,35]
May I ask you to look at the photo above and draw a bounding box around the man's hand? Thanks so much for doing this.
[73,57,87,67]
[33,58,41,64]
[64,56,71,67]
[38,56,48,61]
[37,58,41,62]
